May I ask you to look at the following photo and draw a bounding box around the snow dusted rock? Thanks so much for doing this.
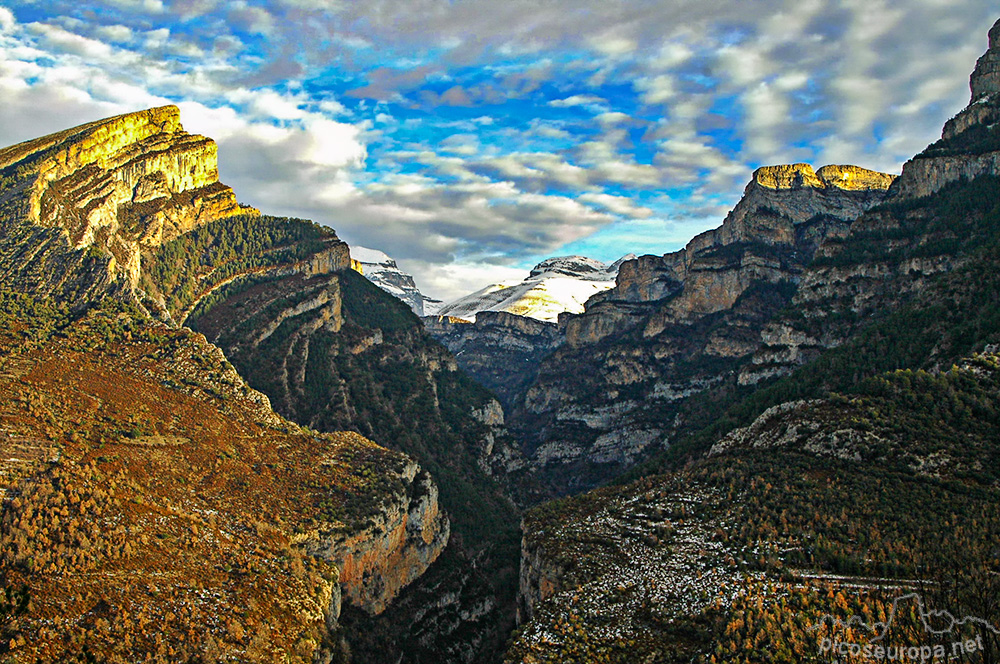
[350,245,434,316]
[436,255,635,323]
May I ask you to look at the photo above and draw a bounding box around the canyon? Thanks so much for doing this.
[1,14,999,664]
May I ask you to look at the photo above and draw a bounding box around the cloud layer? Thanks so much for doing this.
[0,1,995,301]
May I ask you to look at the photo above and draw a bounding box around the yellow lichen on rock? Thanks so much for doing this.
[753,163,824,189]
[816,164,898,191]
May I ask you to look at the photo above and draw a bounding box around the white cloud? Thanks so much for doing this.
[397,259,528,303]
[547,94,606,108]
[578,192,653,218]
[27,22,116,60]
[0,7,15,33]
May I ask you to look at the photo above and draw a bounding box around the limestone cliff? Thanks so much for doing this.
[745,19,1000,383]
[166,221,523,662]
[297,461,449,616]
[0,107,465,660]
[507,163,893,495]
[891,19,1000,199]
[0,106,255,302]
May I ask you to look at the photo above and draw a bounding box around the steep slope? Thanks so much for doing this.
[508,163,895,495]
[503,19,1000,663]
[350,245,439,316]
[0,106,254,304]
[435,255,632,324]
[0,295,444,663]
[147,214,525,663]
[424,255,633,434]
[508,349,1000,662]
[0,108,503,663]
[742,17,1000,385]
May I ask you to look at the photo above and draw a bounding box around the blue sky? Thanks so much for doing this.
[0,1,995,301]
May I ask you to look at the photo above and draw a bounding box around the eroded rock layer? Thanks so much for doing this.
[0,106,255,301]
[508,163,895,495]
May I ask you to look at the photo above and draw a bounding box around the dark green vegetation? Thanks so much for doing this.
[510,153,1000,660]
[511,352,1000,662]
[139,213,333,317]
[646,174,1000,475]
[148,213,522,664]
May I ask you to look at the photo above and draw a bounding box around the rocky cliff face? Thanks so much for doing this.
[743,24,1000,384]
[508,163,894,495]
[507,353,1000,663]
[0,106,254,303]
[0,107,465,661]
[0,298,434,663]
[424,310,563,414]
[168,222,523,663]
[971,19,1000,101]
[297,462,449,616]
[501,22,1000,495]
[890,19,1000,199]
[350,245,435,316]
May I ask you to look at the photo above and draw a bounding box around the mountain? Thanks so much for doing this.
[350,245,441,316]
[490,163,896,495]
[0,107,517,663]
[423,255,633,432]
[434,255,634,323]
[505,17,1000,663]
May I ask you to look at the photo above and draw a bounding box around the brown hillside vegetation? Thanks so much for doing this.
[0,295,424,663]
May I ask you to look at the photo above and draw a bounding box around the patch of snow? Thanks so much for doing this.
[437,254,635,323]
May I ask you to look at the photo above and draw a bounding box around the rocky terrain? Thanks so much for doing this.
[434,255,632,324]
[350,246,440,316]
[424,311,563,414]
[132,162,526,660]
[0,107,504,662]
[503,18,1000,663]
[0,296,444,663]
[0,106,255,304]
[2,14,1000,664]
[495,19,1000,497]
[500,162,895,495]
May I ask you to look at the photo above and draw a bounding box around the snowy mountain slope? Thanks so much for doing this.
[436,255,636,323]
[350,245,439,316]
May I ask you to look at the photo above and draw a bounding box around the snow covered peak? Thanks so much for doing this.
[436,254,635,323]
[350,245,430,316]
[350,245,395,267]
[528,255,614,280]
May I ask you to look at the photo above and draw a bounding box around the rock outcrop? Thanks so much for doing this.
[350,245,437,316]
[747,21,1000,383]
[0,106,255,302]
[0,107,468,661]
[298,462,449,615]
[891,19,1000,199]
[971,18,1000,102]
[507,163,894,495]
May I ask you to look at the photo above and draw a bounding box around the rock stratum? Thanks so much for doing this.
[0,106,255,303]
[496,20,1000,496]
[504,19,1000,662]
[0,108,462,662]
[504,161,896,495]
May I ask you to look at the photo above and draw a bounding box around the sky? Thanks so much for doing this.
[0,1,995,302]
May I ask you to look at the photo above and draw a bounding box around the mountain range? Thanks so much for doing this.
[0,14,998,664]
